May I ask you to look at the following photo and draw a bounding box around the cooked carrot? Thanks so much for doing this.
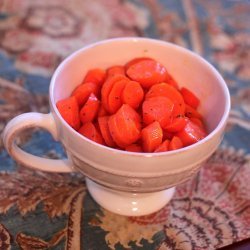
[169,136,183,151]
[78,122,104,144]
[154,139,170,153]
[166,74,179,89]
[79,93,100,124]
[83,68,106,87]
[98,116,116,147]
[141,121,163,152]
[176,119,207,146]
[101,74,128,112]
[185,104,202,119]
[125,57,154,70]
[108,104,141,148]
[125,144,143,152]
[97,104,108,117]
[190,117,204,128]
[180,87,200,109]
[146,83,185,117]
[72,82,99,107]
[126,59,169,88]
[121,80,144,109]
[142,96,174,128]
[56,96,81,130]
[162,130,174,140]
[107,65,125,77]
[108,79,127,114]
[164,116,187,132]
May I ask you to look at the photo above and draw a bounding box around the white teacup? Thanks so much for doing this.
[2,38,230,216]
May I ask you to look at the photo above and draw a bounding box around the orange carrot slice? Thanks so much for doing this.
[121,80,144,109]
[126,59,169,88]
[56,96,81,130]
[169,136,183,151]
[146,83,185,117]
[125,57,154,70]
[141,121,163,152]
[142,96,174,128]
[185,104,202,119]
[164,116,188,132]
[98,116,116,147]
[79,93,100,124]
[78,122,104,144]
[176,119,207,146]
[107,65,125,77]
[72,82,99,107]
[125,144,143,152]
[180,87,200,109]
[154,139,170,153]
[83,68,106,87]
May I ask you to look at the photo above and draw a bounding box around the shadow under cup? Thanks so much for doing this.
[51,38,230,193]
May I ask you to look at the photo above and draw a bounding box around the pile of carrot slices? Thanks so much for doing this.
[56,57,207,153]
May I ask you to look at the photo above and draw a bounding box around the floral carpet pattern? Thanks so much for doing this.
[0,0,249,249]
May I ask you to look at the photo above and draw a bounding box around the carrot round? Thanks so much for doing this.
[80,93,100,124]
[108,79,127,114]
[169,136,183,151]
[121,80,144,109]
[98,116,116,147]
[142,96,174,128]
[154,139,170,153]
[107,65,125,77]
[56,96,81,130]
[146,83,185,117]
[190,117,204,128]
[185,104,202,119]
[101,74,128,112]
[78,122,104,144]
[125,57,154,70]
[97,104,108,117]
[108,104,141,148]
[141,121,163,152]
[164,116,187,132]
[83,68,106,87]
[72,82,99,107]
[176,119,207,146]
[126,59,169,88]
[125,144,143,152]
[180,87,200,109]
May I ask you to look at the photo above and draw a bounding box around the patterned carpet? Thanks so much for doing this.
[0,0,249,249]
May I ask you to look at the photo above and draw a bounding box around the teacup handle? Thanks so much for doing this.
[2,112,74,172]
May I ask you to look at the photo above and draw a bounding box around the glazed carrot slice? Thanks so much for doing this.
[190,117,204,128]
[83,68,106,87]
[121,80,144,109]
[78,122,104,144]
[125,57,154,70]
[72,82,99,107]
[107,65,125,77]
[108,104,141,148]
[164,116,188,132]
[180,87,200,109]
[176,119,207,146]
[169,136,183,151]
[80,93,100,124]
[101,74,128,112]
[126,59,169,88]
[185,104,202,119]
[125,144,143,152]
[162,130,174,140]
[142,96,174,128]
[97,104,108,117]
[146,83,185,117]
[141,121,163,152]
[108,79,127,114]
[98,116,116,147]
[154,139,170,153]
[56,96,81,130]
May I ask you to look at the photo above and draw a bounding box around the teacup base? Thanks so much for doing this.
[86,178,175,216]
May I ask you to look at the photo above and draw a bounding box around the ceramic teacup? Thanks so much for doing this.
[2,38,230,216]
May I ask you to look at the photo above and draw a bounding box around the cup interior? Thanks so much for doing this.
[51,38,230,136]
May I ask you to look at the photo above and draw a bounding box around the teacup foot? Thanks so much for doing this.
[86,178,175,216]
